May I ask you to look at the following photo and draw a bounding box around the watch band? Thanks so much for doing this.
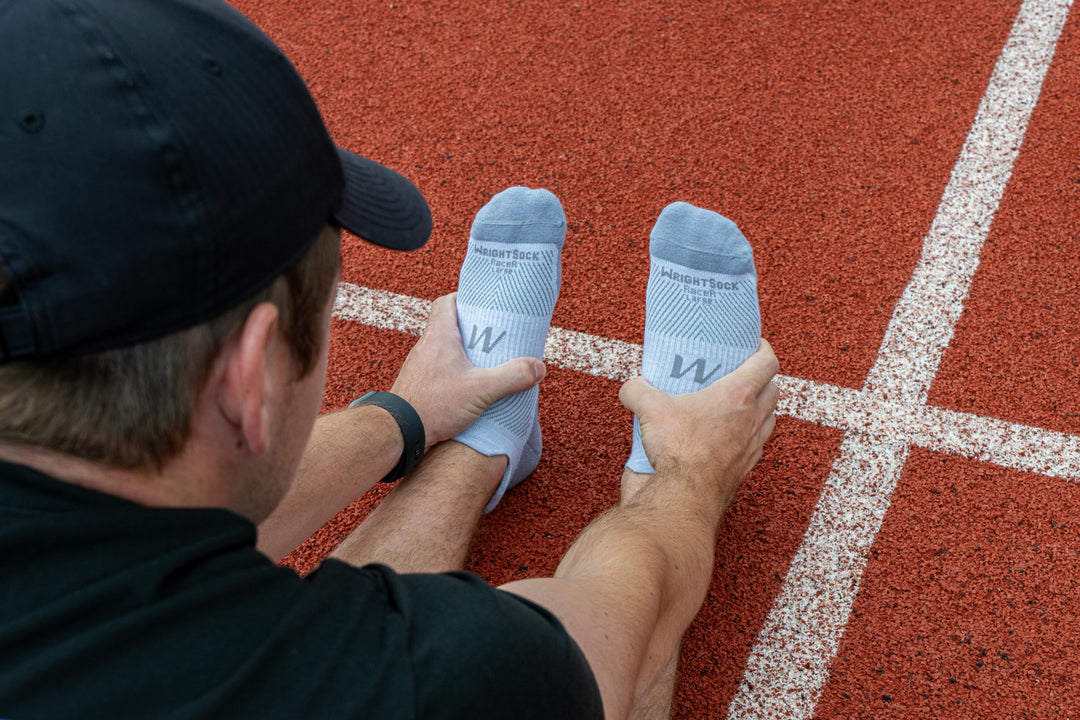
[348,391,426,483]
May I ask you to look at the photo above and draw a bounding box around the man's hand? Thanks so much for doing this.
[619,340,779,510]
[390,293,546,448]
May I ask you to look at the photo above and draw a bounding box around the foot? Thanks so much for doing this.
[627,202,761,473]
[453,187,566,511]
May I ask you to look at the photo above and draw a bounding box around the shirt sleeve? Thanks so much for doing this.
[337,564,604,720]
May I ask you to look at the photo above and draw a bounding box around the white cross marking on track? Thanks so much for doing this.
[730,0,1075,715]
[333,283,1080,483]
[331,0,1076,714]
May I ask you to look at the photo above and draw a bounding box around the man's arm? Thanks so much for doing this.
[500,342,779,720]
[256,404,404,561]
[256,293,546,561]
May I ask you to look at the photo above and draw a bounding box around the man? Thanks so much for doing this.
[0,0,778,718]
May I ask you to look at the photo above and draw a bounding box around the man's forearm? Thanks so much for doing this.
[256,290,551,563]
[256,405,404,561]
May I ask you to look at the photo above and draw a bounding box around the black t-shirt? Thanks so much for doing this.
[0,461,602,719]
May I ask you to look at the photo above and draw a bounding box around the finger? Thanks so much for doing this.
[728,339,780,391]
[424,293,459,335]
[617,375,656,415]
[759,412,777,445]
[759,379,780,415]
[750,447,764,468]
[757,338,780,376]
[481,356,546,402]
[418,296,470,363]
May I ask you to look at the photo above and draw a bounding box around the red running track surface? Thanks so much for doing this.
[231,0,1079,716]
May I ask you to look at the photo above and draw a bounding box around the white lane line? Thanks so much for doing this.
[778,376,1080,482]
[918,405,1080,480]
[864,0,1075,407]
[729,0,1074,717]
[333,282,431,336]
[731,435,913,718]
[333,282,645,380]
[334,281,1080,482]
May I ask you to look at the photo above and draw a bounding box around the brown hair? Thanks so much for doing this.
[0,224,341,470]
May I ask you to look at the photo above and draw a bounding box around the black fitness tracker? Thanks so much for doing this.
[348,391,426,483]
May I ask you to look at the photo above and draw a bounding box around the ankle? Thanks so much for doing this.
[423,441,507,497]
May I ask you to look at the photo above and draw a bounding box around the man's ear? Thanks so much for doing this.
[217,302,281,456]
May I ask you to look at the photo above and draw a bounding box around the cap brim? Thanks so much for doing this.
[333,147,432,251]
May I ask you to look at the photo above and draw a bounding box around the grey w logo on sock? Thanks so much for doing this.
[468,325,507,353]
[670,354,723,384]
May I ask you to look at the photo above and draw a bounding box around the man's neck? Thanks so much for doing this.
[0,441,226,509]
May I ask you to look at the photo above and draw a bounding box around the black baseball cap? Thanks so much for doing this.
[0,0,432,362]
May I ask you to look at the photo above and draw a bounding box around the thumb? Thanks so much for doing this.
[618,375,658,416]
[424,292,462,341]
[481,356,546,402]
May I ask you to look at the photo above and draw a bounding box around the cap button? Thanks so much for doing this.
[17,112,46,134]
[203,57,224,77]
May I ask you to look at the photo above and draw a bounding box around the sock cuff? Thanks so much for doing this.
[454,422,525,513]
[626,415,656,474]
[456,418,522,458]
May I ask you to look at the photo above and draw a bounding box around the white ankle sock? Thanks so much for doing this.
[453,187,565,511]
[627,202,761,473]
